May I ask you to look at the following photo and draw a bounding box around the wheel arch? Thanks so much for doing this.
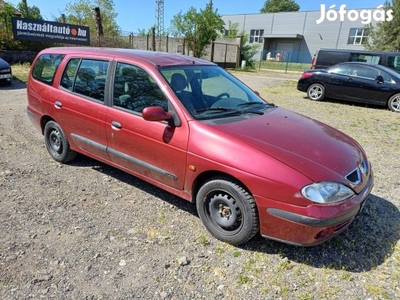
[386,92,400,112]
[40,115,55,135]
[191,170,252,204]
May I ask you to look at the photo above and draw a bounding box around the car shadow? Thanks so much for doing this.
[0,80,27,90]
[243,194,400,272]
[68,154,197,214]
[68,155,399,272]
[302,96,389,112]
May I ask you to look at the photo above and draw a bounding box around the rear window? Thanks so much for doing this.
[32,54,65,85]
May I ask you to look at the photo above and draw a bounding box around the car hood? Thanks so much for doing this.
[0,58,10,69]
[208,107,365,185]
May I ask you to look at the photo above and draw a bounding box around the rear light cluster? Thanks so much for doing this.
[300,72,314,79]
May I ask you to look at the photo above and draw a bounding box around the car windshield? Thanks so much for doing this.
[159,65,272,119]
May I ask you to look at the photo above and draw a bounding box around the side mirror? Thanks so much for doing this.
[142,106,172,122]
[375,75,384,83]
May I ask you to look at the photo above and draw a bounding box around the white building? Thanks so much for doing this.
[221,6,390,63]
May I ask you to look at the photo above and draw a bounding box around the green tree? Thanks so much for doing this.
[17,1,43,19]
[170,5,224,58]
[221,22,259,68]
[366,0,400,51]
[61,0,120,37]
[0,1,46,50]
[260,0,300,13]
[224,21,240,38]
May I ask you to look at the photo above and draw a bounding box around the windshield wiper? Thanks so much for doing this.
[237,101,276,108]
[195,107,242,115]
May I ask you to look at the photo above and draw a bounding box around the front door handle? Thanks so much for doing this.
[111,121,122,129]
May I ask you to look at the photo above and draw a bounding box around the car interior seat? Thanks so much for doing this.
[170,73,196,113]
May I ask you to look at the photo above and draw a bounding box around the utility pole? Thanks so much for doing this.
[155,0,164,37]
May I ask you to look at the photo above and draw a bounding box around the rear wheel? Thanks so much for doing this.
[196,176,259,245]
[307,83,325,101]
[44,121,77,163]
[388,93,400,112]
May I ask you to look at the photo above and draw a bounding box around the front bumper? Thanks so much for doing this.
[256,174,374,246]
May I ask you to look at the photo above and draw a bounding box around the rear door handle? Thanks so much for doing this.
[111,121,122,129]
[54,101,62,108]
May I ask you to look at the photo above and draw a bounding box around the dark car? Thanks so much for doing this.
[297,62,400,112]
[0,57,12,85]
[27,47,373,246]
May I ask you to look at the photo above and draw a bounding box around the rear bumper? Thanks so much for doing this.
[297,81,308,92]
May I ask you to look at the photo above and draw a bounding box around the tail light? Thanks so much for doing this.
[301,72,314,79]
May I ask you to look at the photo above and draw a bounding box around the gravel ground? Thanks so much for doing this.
[0,72,399,299]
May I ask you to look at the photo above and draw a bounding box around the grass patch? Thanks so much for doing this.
[258,60,310,73]
[12,63,31,83]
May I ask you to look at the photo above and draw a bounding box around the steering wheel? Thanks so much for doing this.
[215,92,230,100]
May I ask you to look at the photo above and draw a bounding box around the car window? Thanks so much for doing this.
[32,54,65,85]
[201,73,247,100]
[349,53,381,64]
[379,71,394,83]
[61,58,109,102]
[350,65,379,80]
[329,64,351,75]
[387,55,400,72]
[113,62,168,114]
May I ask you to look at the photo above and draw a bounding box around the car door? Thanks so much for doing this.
[105,62,189,190]
[340,65,388,103]
[52,57,111,161]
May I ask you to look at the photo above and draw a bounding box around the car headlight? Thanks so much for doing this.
[301,182,354,204]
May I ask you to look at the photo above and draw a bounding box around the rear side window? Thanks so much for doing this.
[315,51,350,68]
[32,54,65,85]
[349,53,381,64]
[61,58,109,102]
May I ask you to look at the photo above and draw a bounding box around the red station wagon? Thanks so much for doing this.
[26,47,373,246]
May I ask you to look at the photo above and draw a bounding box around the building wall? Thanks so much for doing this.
[222,8,379,63]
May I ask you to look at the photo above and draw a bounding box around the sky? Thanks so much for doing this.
[7,0,386,33]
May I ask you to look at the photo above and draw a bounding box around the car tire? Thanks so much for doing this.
[196,176,259,245]
[44,121,77,163]
[307,83,325,101]
[388,93,400,112]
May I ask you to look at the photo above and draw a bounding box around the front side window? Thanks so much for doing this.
[32,54,65,85]
[347,28,369,45]
[113,62,167,113]
[348,65,379,80]
[61,58,109,102]
[160,65,270,120]
[250,29,264,44]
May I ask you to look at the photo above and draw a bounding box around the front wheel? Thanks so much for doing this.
[44,121,77,163]
[388,93,400,112]
[196,176,259,245]
[307,83,325,101]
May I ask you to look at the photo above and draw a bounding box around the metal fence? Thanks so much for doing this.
[257,50,313,73]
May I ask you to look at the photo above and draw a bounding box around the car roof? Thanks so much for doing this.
[38,47,215,68]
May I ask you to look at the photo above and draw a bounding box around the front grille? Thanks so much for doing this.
[346,157,369,184]
[346,169,360,183]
